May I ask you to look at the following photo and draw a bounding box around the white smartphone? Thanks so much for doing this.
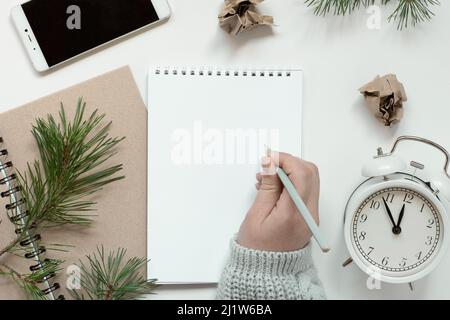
[11,0,171,72]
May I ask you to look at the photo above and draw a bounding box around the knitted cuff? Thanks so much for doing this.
[228,239,313,277]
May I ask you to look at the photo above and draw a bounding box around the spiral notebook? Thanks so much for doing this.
[147,67,303,283]
[0,67,147,299]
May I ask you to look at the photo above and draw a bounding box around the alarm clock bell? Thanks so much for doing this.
[362,147,407,178]
[361,137,450,202]
[429,173,450,204]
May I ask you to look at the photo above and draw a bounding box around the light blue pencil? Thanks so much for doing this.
[276,167,331,253]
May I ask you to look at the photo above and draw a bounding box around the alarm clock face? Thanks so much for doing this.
[347,180,447,282]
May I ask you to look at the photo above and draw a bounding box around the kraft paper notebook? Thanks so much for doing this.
[0,66,147,299]
[147,67,303,283]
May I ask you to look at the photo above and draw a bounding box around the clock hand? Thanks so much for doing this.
[396,204,406,230]
[382,197,400,234]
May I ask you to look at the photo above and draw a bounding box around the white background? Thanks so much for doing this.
[1,0,450,299]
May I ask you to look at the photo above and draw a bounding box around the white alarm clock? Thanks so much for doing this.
[343,136,450,285]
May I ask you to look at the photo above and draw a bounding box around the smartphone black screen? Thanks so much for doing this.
[22,0,159,67]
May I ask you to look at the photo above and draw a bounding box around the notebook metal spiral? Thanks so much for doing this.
[154,67,293,77]
[0,137,64,300]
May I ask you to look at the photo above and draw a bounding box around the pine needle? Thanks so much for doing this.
[304,0,440,29]
[0,259,64,300]
[69,246,157,300]
[388,0,439,30]
[16,98,125,228]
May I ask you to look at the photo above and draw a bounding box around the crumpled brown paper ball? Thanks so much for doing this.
[359,74,407,127]
[219,0,274,35]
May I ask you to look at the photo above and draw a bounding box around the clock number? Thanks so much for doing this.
[427,218,435,228]
[425,236,433,246]
[360,214,368,223]
[359,231,367,241]
[420,203,425,213]
[415,251,422,260]
[367,246,374,255]
[382,256,389,266]
[399,257,407,267]
[370,200,380,210]
[403,193,414,204]
[385,193,395,203]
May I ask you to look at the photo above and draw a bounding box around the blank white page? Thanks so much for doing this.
[147,67,303,283]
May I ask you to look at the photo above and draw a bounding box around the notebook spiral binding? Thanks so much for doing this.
[0,137,64,300]
[154,67,292,77]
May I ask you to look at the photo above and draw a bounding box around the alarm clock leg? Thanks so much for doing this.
[342,257,353,267]
[409,283,414,291]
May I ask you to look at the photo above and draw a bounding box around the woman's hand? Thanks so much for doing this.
[237,152,320,252]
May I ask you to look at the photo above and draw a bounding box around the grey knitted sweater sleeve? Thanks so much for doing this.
[216,239,326,300]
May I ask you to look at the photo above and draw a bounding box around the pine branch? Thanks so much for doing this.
[0,98,125,300]
[305,0,379,16]
[388,0,439,29]
[0,259,64,300]
[304,0,440,29]
[0,235,26,257]
[69,247,157,300]
[16,98,125,229]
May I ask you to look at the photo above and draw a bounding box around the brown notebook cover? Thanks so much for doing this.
[0,66,147,299]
